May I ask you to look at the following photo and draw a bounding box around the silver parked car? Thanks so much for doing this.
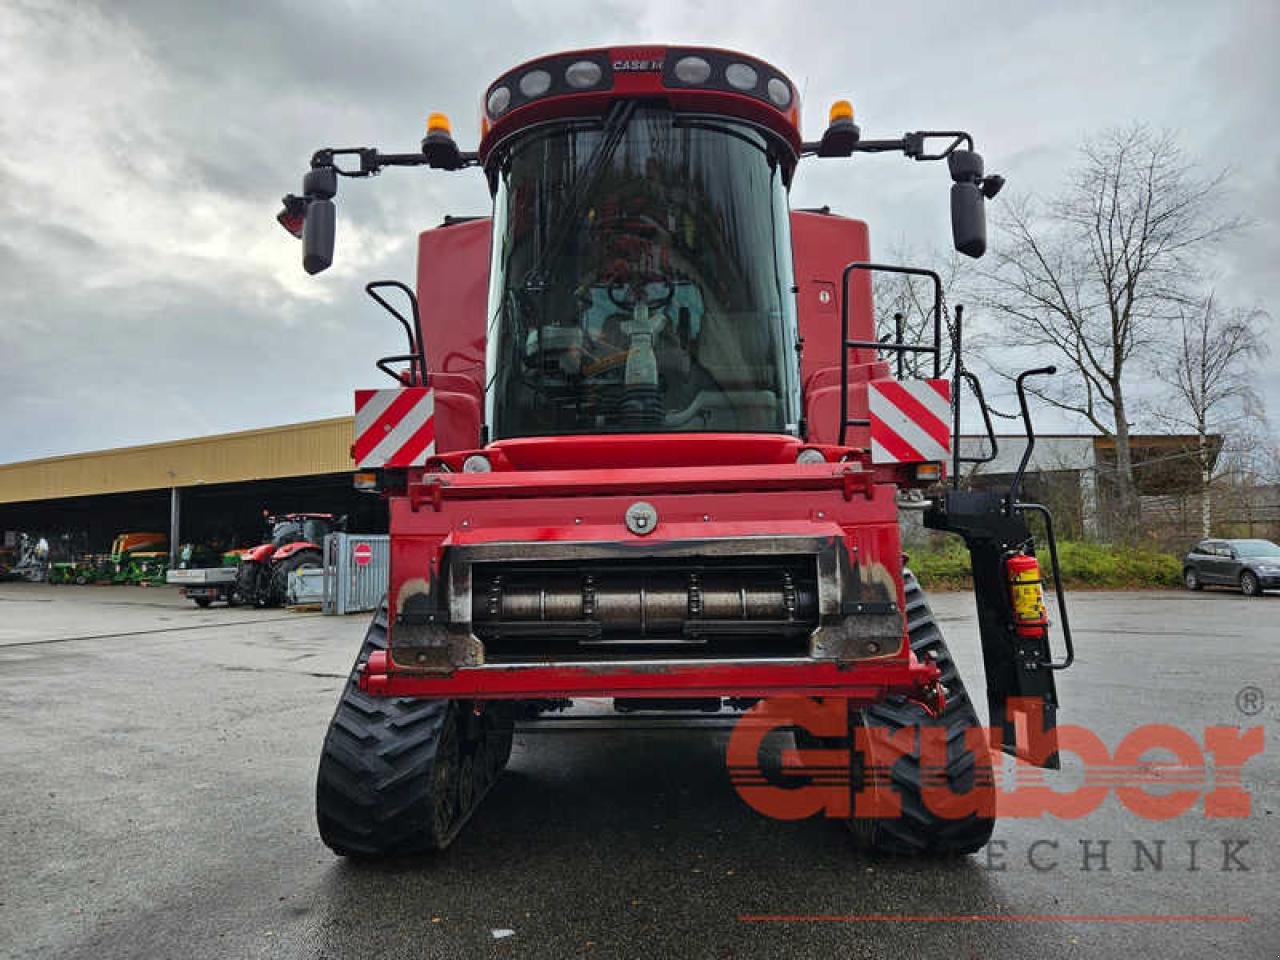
[1182,538,1280,596]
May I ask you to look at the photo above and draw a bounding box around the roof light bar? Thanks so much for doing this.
[661,48,794,116]
[484,49,797,123]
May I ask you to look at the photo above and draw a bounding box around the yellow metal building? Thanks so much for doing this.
[0,418,377,555]
[0,417,354,504]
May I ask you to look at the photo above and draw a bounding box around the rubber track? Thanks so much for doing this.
[850,569,996,856]
[315,604,504,857]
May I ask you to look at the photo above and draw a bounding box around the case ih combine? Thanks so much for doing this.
[278,45,1074,857]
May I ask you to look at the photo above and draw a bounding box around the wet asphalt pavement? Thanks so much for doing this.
[0,581,1276,959]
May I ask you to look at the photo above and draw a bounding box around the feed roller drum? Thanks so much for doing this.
[475,570,816,636]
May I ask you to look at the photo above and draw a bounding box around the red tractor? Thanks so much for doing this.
[234,512,342,607]
[278,45,1074,858]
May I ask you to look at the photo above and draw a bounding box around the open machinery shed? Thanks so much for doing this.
[0,418,386,562]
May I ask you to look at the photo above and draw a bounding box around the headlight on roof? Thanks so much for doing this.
[487,85,511,116]
[674,55,712,84]
[518,69,552,98]
[565,60,603,89]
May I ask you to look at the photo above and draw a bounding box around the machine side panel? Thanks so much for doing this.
[416,218,492,402]
[791,210,878,445]
[790,210,873,381]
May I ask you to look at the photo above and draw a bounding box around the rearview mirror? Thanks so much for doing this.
[302,198,335,275]
[950,181,987,258]
[947,149,987,258]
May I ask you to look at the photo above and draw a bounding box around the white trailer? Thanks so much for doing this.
[166,567,238,607]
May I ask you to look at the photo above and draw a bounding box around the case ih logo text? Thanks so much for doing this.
[613,58,663,71]
[727,697,1265,822]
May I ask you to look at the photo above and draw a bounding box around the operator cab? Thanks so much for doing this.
[281,44,1001,453]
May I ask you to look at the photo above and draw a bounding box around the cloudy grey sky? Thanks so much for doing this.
[1,0,1277,462]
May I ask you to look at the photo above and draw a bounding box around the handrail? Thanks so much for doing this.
[1008,366,1057,509]
[838,262,943,445]
[366,281,427,386]
[1012,501,1075,670]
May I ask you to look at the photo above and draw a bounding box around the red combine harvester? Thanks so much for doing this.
[278,45,1074,857]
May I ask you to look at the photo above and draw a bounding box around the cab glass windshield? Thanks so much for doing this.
[485,105,799,438]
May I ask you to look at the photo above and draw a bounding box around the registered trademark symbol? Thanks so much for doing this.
[1236,686,1264,717]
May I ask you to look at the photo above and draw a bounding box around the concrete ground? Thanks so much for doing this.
[0,581,1275,959]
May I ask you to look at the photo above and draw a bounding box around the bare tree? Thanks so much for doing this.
[982,125,1241,540]
[1155,293,1267,538]
[1211,421,1280,540]
[871,246,964,379]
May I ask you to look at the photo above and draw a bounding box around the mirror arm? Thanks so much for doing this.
[902,130,974,160]
[851,137,908,153]
[309,146,480,177]
[800,131,975,160]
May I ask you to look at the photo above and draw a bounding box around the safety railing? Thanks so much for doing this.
[838,262,943,445]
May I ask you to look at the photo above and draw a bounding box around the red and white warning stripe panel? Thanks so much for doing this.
[867,378,952,464]
[353,388,436,468]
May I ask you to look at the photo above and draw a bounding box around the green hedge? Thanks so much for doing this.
[908,540,1183,590]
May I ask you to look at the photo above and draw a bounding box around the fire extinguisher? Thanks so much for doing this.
[1006,553,1049,639]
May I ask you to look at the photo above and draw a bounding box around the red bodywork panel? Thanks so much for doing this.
[272,541,322,561]
[789,210,889,447]
[243,544,275,564]
[240,541,321,564]
[362,438,933,703]
[415,218,489,453]
[363,655,939,704]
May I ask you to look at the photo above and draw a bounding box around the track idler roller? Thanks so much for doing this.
[315,603,513,857]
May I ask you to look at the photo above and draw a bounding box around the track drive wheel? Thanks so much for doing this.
[315,602,514,857]
[846,569,996,856]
